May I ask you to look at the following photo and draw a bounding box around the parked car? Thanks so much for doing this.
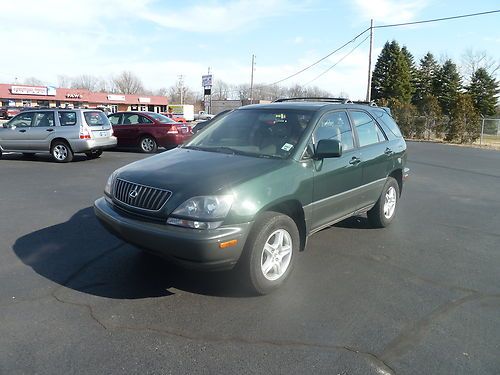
[108,111,191,153]
[161,112,187,123]
[194,110,215,121]
[0,109,116,162]
[0,106,22,119]
[95,99,409,294]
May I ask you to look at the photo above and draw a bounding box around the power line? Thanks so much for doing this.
[374,9,500,29]
[269,27,371,85]
[304,34,370,86]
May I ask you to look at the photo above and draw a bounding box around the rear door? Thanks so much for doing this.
[0,112,36,150]
[348,110,392,209]
[25,111,56,151]
[310,110,363,230]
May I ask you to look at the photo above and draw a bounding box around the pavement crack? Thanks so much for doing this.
[51,292,108,330]
[104,323,395,374]
[379,293,500,362]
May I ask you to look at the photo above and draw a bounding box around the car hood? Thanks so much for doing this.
[116,147,286,214]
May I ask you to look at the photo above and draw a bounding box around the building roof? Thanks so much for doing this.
[0,83,168,106]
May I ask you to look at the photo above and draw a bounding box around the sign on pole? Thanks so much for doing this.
[202,74,213,87]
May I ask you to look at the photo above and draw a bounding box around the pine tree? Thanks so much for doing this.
[414,52,440,107]
[371,40,413,103]
[467,68,499,116]
[433,59,462,115]
[447,93,480,143]
[401,46,417,103]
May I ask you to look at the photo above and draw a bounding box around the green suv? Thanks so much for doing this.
[94,98,409,294]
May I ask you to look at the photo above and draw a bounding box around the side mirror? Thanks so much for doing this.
[314,139,342,159]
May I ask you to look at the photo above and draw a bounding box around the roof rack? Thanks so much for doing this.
[273,97,351,104]
[350,100,378,107]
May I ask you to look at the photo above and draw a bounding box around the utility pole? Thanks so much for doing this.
[366,19,374,102]
[249,54,255,104]
[178,74,184,104]
[208,67,212,114]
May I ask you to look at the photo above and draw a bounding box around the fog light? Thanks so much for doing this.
[219,239,238,249]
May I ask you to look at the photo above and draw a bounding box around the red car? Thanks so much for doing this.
[108,111,191,153]
[161,112,187,123]
[0,106,21,119]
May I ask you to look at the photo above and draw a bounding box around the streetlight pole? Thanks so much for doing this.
[249,54,255,104]
[366,19,374,102]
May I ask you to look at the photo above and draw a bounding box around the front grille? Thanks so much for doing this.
[113,178,171,211]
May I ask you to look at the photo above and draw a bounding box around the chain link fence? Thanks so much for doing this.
[479,118,500,147]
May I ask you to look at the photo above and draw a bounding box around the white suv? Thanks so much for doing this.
[0,109,117,162]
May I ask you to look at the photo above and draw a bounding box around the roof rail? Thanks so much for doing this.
[273,97,351,104]
[350,100,378,107]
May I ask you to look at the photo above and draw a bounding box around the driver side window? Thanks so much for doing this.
[9,112,35,127]
[314,111,354,151]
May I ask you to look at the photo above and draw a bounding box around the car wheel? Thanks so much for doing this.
[239,211,299,295]
[367,177,400,228]
[51,141,73,163]
[85,150,103,159]
[139,136,157,153]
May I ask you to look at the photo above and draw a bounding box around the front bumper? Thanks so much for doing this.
[94,197,252,270]
[70,136,117,153]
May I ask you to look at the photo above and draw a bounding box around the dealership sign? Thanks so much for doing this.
[107,94,126,101]
[202,74,212,87]
[11,85,56,96]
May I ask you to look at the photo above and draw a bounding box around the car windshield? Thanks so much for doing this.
[184,108,313,159]
[148,113,175,123]
[84,111,110,126]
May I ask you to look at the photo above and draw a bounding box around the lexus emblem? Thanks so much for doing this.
[129,189,139,199]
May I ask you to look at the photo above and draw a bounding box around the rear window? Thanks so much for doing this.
[373,110,403,139]
[59,112,77,126]
[84,111,110,126]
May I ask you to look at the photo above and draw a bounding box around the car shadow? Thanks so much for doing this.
[13,207,249,299]
[0,153,89,163]
[333,216,374,230]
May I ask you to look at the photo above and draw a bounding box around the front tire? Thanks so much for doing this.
[367,177,400,228]
[51,141,73,163]
[139,136,157,153]
[239,211,299,295]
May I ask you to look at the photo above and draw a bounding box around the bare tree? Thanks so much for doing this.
[71,74,101,91]
[112,71,145,94]
[211,80,230,100]
[167,76,197,104]
[57,75,72,88]
[461,49,500,83]
[23,77,45,86]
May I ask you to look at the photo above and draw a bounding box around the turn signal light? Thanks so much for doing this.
[219,239,238,249]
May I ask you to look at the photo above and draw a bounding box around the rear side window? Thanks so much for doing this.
[138,115,153,124]
[123,113,139,124]
[373,110,403,139]
[350,111,386,147]
[84,111,109,126]
[33,112,55,127]
[59,112,77,126]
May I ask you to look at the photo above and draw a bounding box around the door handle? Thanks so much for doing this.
[18,129,26,133]
[349,156,361,165]
[384,147,393,155]
[46,128,54,132]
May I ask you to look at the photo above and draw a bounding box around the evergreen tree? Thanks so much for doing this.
[414,52,440,107]
[467,68,499,116]
[401,46,417,103]
[447,93,480,143]
[433,59,462,115]
[371,40,413,103]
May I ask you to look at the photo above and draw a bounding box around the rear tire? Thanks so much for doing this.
[51,141,73,163]
[367,177,399,228]
[238,211,299,295]
[139,136,157,153]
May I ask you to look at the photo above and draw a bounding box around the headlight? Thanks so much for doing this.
[104,171,118,196]
[167,195,234,229]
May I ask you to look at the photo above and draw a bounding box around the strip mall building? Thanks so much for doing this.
[0,83,168,113]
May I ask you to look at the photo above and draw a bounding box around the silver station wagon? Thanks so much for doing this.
[0,109,117,162]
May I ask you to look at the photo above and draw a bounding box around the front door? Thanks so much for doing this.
[309,110,363,230]
[0,112,36,150]
[25,111,57,151]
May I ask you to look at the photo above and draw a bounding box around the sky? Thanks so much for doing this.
[0,0,498,100]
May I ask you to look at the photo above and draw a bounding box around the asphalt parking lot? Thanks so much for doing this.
[0,142,499,375]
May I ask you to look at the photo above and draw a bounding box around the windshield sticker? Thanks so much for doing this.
[281,143,294,152]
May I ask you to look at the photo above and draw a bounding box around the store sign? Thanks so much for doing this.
[66,93,83,99]
[46,86,57,96]
[202,74,212,87]
[11,85,48,96]
[138,97,151,103]
[107,94,125,101]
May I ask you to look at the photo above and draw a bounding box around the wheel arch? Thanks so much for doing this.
[258,199,307,252]
[50,137,72,151]
[388,168,403,195]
